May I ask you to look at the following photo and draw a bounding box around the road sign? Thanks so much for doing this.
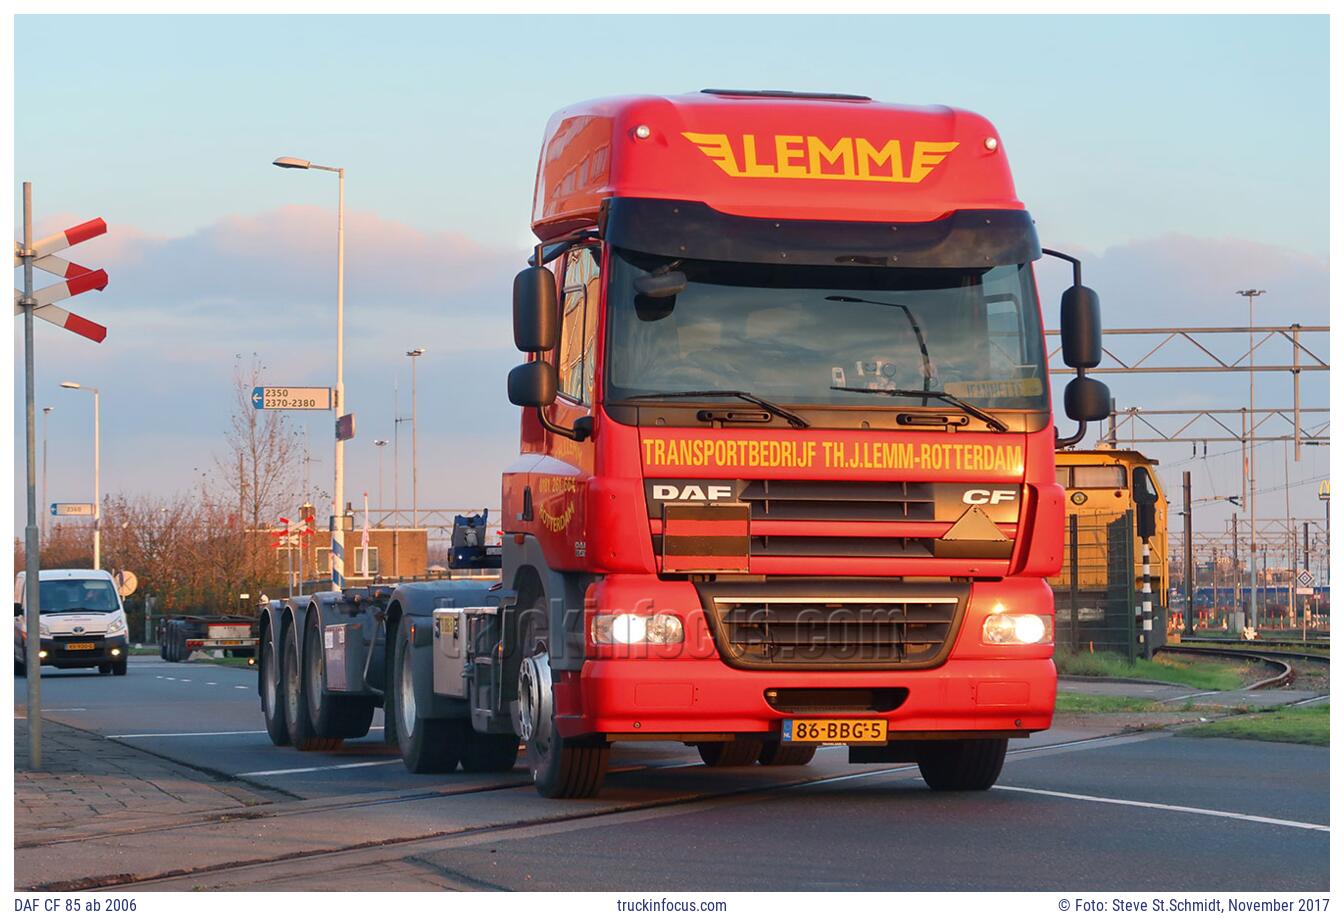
[114,570,138,597]
[1297,570,1315,588]
[336,413,356,441]
[251,386,333,410]
[1296,587,1313,596]
[50,502,94,516]
[13,217,109,343]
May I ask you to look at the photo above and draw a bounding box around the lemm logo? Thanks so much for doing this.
[683,132,959,184]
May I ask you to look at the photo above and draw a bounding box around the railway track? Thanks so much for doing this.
[1157,644,1329,691]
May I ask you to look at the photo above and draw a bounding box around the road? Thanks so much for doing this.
[14,655,1330,891]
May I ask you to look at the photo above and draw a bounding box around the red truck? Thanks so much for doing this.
[258,89,1110,799]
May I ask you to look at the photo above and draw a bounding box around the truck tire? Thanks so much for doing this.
[758,740,817,766]
[261,624,290,746]
[303,617,375,739]
[283,624,342,752]
[697,738,764,767]
[516,611,609,798]
[460,725,521,773]
[916,738,1009,791]
[161,623,176,661]
[391,616,464,773]
[112,659,127,676]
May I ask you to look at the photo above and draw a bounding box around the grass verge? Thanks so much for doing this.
[1179,704,1329,747]
[1055,649,1254,690]
[1055,692,1180,713]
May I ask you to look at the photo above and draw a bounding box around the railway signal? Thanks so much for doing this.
[13,216,110,342]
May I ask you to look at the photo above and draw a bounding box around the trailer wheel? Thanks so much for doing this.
[161,622,176,661]
[261,624,289,746]
[516,612,609,798]
[303,617,375,739]
[460,725,521,773]
[916,738,1008,791]
[112,659,127,676]
[758,740,817,766]
[390,616,463,772]
[283,623,341,752]
[696,738,764,768]
[175,627,189,662]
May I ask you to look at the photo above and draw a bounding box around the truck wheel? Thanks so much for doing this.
[159,628,169,660]
[175,628,189,662]
[697,738,764,767]
[758,740,817,766]
[391,616,464,773]
[916,738,1009,791]
[283,623,341,752]
[112,659,127,676]
[516,612,609,798]
[261,624,290,746]
[460,725,521,773]
[303,618,375,739]
[161,623,176,661]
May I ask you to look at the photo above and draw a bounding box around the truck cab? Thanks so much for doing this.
[15,568,129,676]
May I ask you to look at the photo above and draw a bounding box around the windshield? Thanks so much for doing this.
[606,249,1049,412]
[39,579,120,614]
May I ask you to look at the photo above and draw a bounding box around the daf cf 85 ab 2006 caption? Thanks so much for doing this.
[256,89,1111,798]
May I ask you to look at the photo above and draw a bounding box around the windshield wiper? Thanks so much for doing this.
[622,390,811,429]
[829,386,1009,433]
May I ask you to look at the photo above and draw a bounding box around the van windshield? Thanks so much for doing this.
[38,579,120,614]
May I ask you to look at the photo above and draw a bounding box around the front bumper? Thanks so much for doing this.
[38,634,129,668]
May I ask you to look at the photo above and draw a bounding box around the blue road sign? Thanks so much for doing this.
[251,387,264,410]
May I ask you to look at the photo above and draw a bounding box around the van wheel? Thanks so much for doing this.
[516,608,609,798]
[758,740,817,766]
[917,739,1009,791]
[697,738,764,767]
[283,623,341,752]
[391,616,463,773]
[16,657,27,677]
[460,725,521,773]
[98,664,112,675]
[303,617,375,739]
[261,624,289,745]
[112,660,127,676]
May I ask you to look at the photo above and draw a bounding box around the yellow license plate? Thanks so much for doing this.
[213,638,253,646]
[64,642,96,651]
[782,718,887,745]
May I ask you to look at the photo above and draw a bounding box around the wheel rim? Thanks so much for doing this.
[399,637,416,739]
[263,634,277,716]
[515,649,553,756]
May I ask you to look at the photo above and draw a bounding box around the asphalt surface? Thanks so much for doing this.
[13,653,1331,891]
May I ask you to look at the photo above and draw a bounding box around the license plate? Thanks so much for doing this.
[212,638,253,646]
[782,718,887,745]
[64,642,96,651]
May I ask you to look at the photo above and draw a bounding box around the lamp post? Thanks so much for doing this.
[373,439,388,514]
[406,348,425,528]
[41,406,52,543]
[59,382,100,570]
[1237,289,1264,629]
[275,155,346,591]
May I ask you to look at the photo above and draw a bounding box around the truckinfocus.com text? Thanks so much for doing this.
[615,899,729,912]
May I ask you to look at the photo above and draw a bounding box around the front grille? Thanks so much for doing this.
[765,687,909,714]
[750,535,934,557]
[741,479,934,522]
[709,594,962,669]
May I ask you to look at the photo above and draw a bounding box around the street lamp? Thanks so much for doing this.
[406,348,426,528]
[275,154,346,591]
[59,381,100,570]
[1237,289,1265,629]
[41,406,52,543]
[373,439,389,513]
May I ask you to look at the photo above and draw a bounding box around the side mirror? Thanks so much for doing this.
[1063,375,1110,423]
[1059,284,1102,369]
[513,266,558,352]
[507,361,557,408]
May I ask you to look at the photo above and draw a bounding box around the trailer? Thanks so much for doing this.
[160,615,259,662]
[259,90,1112,798]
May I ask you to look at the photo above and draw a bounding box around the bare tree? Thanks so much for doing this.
[217,354,302,532]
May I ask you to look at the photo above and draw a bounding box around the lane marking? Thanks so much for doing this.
[234,685,248,690]
[179,679,191,683]
[109,730,270,739]
[206,682,217,686]
[1163,689,1218,703]
[239,759,402,778]
[42,708,88,712]
[996,785,1329,832]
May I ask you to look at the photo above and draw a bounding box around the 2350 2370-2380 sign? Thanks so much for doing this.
[251,386,333,411]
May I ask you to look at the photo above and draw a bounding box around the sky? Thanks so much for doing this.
[10,13,1331,563]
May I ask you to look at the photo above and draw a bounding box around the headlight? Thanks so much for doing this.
[107,616,127,636]
[983,613,1052,645]
[591,613,684,645]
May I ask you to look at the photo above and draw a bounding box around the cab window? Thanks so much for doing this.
[1071,465,1128,489]
[557,247,600,404]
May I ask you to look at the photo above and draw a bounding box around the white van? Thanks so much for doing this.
[14,569,129,676]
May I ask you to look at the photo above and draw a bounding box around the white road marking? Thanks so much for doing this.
[996,785,1329,832]
[234,685,248,689]
[109,730,270,739]
[179,679,191,683]
[238,759,402,778]
[206,682,217,686]
[164,677,176,681]
[42,707,88,712]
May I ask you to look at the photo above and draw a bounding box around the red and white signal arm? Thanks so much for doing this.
[14,217,110,342]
